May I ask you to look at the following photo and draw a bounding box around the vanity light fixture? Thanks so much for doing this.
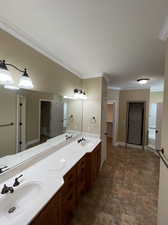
[0,60,33,89]
[74,88,81,99]
[137,78,150,85]
[64,89,87,100]
[0,60,13,84]
[4,85,20,90]
[74,88,87,100]
[18,68,33,89]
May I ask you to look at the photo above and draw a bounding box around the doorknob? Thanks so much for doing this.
[156,130,159,134]
[104,132,108,136]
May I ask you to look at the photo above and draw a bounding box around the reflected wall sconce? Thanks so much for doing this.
[64,89,87,100]
[74,88,87,100]
[90,116,96,124]
[0,60,34,89]
[69,114,74,122]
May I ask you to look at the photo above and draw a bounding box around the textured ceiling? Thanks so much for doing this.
[0,0,167,89]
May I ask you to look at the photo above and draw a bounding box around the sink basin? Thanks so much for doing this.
[48,157,66,171]
[0,181,43,224]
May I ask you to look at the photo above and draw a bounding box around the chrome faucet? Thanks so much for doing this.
[65,134,73,140]
[0,166,8,174]
[1,174,23,195]
[13,174,23,187]
[1,184,14,194]
[77,137,86,144]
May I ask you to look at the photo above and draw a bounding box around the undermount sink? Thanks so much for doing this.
[0,181,43,224]
[48,157,66,171]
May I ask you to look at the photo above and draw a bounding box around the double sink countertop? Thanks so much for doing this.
[0,134,101,225]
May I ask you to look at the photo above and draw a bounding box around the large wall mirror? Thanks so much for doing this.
[0,87,83,170]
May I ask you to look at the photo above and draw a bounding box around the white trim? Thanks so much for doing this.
[16,94,26,152]
[107,86,152,91]
[16,95,20,153]
[0,16,82,78]
[82,74,103,79]
[117,142,143,149]
[39,99,53,142]
[107,100,119,146]
[107,86,121,90]
[159,16,168,41]
[26,139,40,148]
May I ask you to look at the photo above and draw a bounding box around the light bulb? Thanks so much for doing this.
[4,84,19,90]
[18,76,34,89]
[0,68,14,85]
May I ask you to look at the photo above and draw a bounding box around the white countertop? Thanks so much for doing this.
[0,134,101,225]
[0,131,80,169]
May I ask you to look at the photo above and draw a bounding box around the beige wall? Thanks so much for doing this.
[22,90,55,143]
[101,77,107,165]
[158,41,168,225]
[150,91,163,104]
[0,29,83,150]
[82,77,102,135]
[82,77,107,165]
[107,88,120,145]
[118,89,150,143]
[66,99,83,131]
[107,104,113,122]
[0,88,17,156]
[107,89,120,102]
[0,29,82,96]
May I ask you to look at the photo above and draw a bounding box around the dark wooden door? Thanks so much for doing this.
[127,102,145,145]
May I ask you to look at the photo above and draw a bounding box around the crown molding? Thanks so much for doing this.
[107,86,121,90]
[0,16,83,78]
[82,73,103,79]
[159,16,168,41]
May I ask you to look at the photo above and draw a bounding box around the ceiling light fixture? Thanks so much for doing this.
[137,78,150,85]
[0,60,33,89]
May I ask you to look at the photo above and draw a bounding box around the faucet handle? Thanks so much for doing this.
[0,166,8,174]
[1,184,9,194]
[13,174,23,187]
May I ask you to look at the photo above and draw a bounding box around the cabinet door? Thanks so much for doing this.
[96,143,101,174]
[62,166,77,225]
[62,187,76,225]
[30,192,61,225]
[85,143,101,190]
[76,156,87,203]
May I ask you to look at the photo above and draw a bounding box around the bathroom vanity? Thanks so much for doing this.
[30,142,101,225]
[0,135,101,225]
[0,86,101,225]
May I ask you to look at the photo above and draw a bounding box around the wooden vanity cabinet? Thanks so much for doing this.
[61,166,77,225]
[76,155,87,204]
[30,143,101,225]
[85,143,101,190]
[30,189,62,225]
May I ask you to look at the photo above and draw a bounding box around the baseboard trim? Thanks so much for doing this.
[26,139,40,148]
[116,142,143,149]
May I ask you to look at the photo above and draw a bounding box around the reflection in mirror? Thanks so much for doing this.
[0,87,83,169]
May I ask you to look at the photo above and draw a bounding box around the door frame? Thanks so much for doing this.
[16,94,26,152]
[39,99,52,142]
[126,101,146,149]
[107,100,119,146]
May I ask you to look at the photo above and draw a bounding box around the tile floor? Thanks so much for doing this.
[71,138,160,225]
